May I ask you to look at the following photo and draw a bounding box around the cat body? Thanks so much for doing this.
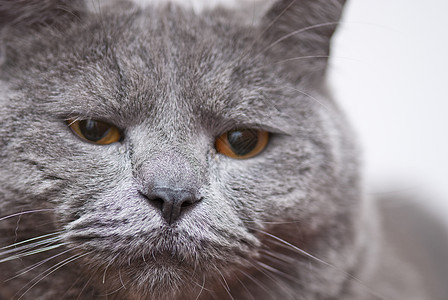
[0,0,446,299]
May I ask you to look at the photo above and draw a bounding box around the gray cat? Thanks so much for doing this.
[0,0,447,299]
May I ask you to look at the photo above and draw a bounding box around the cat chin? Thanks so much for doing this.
[65,224,259,296]
[86,263,199,299]
[78,248,253,299]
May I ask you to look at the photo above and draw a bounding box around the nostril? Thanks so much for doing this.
[139,192,163,210]
[180,196,202,208]
[150,197,165,211]
[181,201,193,208]
[139,189,202,225]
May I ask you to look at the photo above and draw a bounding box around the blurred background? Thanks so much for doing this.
[330,0,448,217]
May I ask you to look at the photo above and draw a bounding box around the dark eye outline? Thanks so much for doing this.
[67,119,122,145]
[215,129,269,159]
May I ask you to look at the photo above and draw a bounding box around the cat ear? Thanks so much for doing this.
[260,0,346,84]
[0,0,86,67]
[0,0,85,29]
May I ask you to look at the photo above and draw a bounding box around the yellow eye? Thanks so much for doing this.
[215,129,269,159]
[68,119,121,145]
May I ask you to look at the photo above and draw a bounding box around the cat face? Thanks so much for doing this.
[0,1,361,299]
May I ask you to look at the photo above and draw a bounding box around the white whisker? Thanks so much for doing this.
[17,252,89,300]
[0,231,63,251]
[253,22,341,60]
[257,229,333,267]
[0,243,67,263]
[255,229,388,300]
[0,209,55,222]
[259,248,296,264]
[194,274,206,300]
[234,274,256,300]
[288,87,330,110]
[100,282,126,297]
[238,269,276,299]
[102,259,113,284]
[217,268,234,300]
[6,246,78,282]
[243,219,302,225]
[76,275,93,300]
[255,261,298,282]
[250,55,332,74]
[248,260,295,298]
[118,269,126,290]
[234,0,297,64]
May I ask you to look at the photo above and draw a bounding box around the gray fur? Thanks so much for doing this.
[0,0,446,299]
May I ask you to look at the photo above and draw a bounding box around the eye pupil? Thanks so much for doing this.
[79,120,111,142]
[227,129,259,156]
[68,119,121,145]
[215,129,269,159]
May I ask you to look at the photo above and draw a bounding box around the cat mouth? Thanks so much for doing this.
[138,248,198,269]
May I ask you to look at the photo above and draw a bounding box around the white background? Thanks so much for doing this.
[330,0,448,214]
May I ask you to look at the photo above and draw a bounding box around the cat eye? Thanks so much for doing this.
[215,129,269,159]
[68,119,122,145]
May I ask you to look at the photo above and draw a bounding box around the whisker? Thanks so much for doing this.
[217,268,234,300]
[0,231,63,251]
[100,282,126,297]
[17,252,89,300]
[271,55,330,65]
[0,209,55,222]
[243,219,302,225]
[118,269,126,290]
[194,274,206,300]
[256,229,333,267]
[236,0,297,63]
[102,258,114,284]
[5,246,77,282]
[249,55,330,74]
[257,0,296,41]
[234,274,256,300]
[14,214,22,243]
[192,275,213,293]
[248,260,294,298]
[255,260,298,282]
[275,54,358,65]
[288,87,330,110]
[259,248,296,264]
[55,4,83,22]
[253,21,341,61]
[238,269,276,299]
[60,268,85,299]
[66,117,81,127]
[0,243,67,263]
[76,275,93,300]
[255,229,388,300]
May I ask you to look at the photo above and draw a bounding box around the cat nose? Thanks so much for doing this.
[143,187,202,225]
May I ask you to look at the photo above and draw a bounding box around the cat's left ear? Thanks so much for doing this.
[0,0,85,29]
[260,0,346,84]
[0,0,86,67]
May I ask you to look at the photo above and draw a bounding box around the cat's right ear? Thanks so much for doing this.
[0,0,86,67]
[259,0,346,85]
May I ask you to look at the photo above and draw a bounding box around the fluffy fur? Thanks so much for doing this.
[0,0,446,299]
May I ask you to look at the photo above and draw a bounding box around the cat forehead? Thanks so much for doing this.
[5,2,307,135]
[31,6,294,125]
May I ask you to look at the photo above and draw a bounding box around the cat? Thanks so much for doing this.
[0,0,447,299]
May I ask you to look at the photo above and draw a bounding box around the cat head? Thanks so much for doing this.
[0,0,362,299]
